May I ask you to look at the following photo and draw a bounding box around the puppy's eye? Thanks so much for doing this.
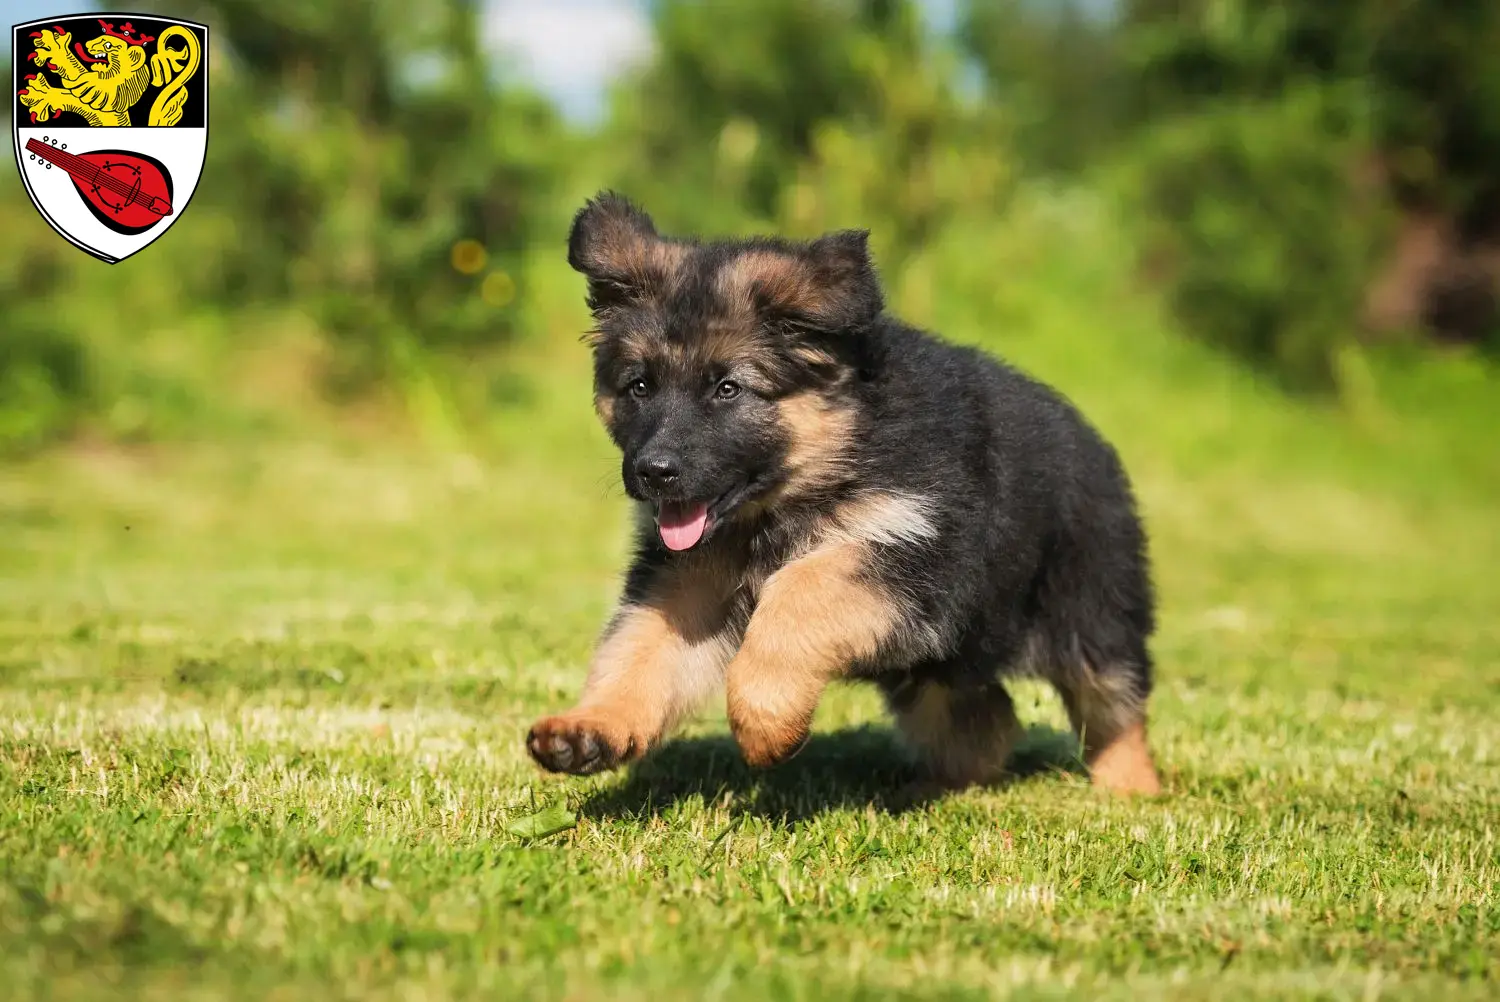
[626,379,650,399]
[714,380,741,401]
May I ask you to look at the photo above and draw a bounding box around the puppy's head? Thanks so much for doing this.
[569,192,882,551]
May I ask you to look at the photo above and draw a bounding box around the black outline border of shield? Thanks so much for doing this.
[10,12,210,264]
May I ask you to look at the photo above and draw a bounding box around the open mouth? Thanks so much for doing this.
[653,484,750,552]
[655,500,711,551]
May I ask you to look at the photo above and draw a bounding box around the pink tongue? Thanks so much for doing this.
[658,502,709,551]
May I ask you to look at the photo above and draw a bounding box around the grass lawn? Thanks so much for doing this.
[2,239,1497,1000]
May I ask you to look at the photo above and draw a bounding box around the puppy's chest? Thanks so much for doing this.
[668,511,835,642]
[722,550,777,631]
[688,532,793,635]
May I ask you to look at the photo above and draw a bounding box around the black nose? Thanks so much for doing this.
[635,454,681,492]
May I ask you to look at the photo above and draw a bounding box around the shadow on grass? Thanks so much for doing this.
[581,723,1084,823]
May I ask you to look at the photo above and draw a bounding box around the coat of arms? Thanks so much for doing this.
[12,13,209,262]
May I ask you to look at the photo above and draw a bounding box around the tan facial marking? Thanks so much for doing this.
[593,391,615,426]
[621,331,653,363]
[775,391,857,497]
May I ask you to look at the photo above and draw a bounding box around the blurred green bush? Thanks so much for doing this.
[3,0,1496,454]
[3,0,565,452]
[190,0,565,382]
[1128,91,1388,392]
[1,185,90,453]
[1123,0,1500,374]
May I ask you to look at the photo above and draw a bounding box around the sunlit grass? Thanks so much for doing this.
[1,229,1497,999]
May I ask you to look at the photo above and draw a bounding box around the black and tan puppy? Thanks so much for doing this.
[526,193,1162,794]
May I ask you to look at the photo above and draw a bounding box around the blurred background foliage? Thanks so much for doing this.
[3,0,1499,455]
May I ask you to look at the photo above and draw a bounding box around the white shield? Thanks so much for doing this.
[11,13,208,263]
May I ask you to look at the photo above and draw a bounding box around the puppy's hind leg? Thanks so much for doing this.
[884,677,1021,790]
[1033,518,1163,795]
[1054,659,1162,796]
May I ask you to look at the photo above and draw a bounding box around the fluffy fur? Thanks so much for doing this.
[527,192,1162,794]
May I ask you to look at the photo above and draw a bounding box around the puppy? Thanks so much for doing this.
[527,193,1161,794]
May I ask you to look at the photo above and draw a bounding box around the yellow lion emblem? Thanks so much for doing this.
[18,19,200,128]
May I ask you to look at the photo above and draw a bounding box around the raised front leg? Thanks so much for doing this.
[727,539,905,767]
[528,559,735,775]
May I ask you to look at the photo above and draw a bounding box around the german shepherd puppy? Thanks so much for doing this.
[526,193,1162,794]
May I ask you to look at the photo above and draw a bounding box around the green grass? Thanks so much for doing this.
[1,225,1497,1000]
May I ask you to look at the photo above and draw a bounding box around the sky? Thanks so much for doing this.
[486,0,962,120]
[5,0,964,123]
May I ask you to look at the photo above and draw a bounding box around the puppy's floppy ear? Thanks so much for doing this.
[568,192,677,311]
[800,229,883,331]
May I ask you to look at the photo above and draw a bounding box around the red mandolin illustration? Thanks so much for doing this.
[24,136,174,234]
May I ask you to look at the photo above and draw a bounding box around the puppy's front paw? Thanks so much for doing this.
[730,713,811,769]
[526,713,641,775]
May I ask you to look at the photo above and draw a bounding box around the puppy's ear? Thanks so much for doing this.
[568,192,678,312]
[800,229,883,331]
[724,230,884,335]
